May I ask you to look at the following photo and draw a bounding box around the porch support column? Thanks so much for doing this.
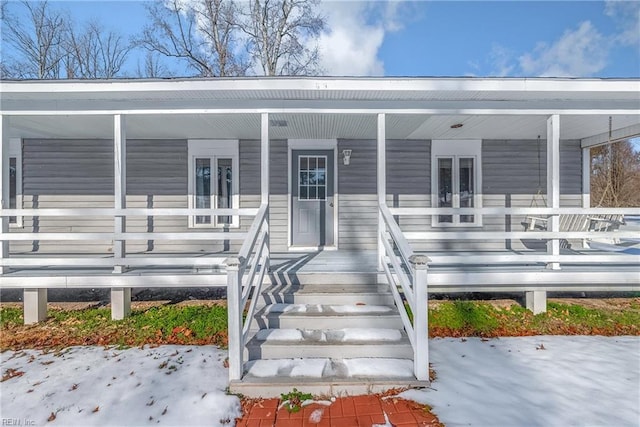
[525,290,547,315]
[261,113,270,269]
[546,114,560,271]
[261,113,270,204]
[581,147,591,248]
[582,147,590,209]
[111,288,131,320]
[1,115,9,275]
[24,288,48,324]
[112,114,130,319]
[377,113,386,271]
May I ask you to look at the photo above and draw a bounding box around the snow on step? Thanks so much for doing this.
[342,358,414,378]
[245,358,328,378]
[254,328,403,342]
[244,358,415,379]
[329,305,392,313]
[262,304,309,313]
[332,328,402,342]
[260,304,394,315]
[255,329,305,341]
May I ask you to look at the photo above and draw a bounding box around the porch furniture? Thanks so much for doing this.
[522,214,625,248]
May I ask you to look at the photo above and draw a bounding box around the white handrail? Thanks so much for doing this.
[379,203,430,382]
[225,203,270,381]
[0,207,260,217]
[388,207,639,215]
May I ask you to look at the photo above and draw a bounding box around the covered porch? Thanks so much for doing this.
[1,77,639,385]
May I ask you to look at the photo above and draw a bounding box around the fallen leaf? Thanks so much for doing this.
[162,407,168,416]
[2,368,25,382]
[47,412,56,422]
[92,406,100,413]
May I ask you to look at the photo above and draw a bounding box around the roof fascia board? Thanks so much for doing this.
[581,123,640,148]
[3,108,638,116]
[2,77,639,94]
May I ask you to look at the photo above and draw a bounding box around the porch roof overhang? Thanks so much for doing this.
[1,76,639,144]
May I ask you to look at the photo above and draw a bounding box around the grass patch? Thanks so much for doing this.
[1,304,228,350]
[2,298,638,350]
[429,299,640,337]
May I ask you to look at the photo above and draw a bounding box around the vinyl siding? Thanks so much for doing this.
[12,139,257,254]
[338,139,378,250]
[386,139,583,251]
[10,137,584,255]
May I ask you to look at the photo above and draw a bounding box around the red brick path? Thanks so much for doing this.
[237,395,442,427]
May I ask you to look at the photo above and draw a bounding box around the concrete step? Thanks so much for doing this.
[231,357,422,397]
[251,304,403,330]
[245,328,413,359]
[258,284,393,306]
[266,272,380,286]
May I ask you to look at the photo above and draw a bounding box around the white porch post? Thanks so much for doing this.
[410,254,430,381]
[377,113,386,271]
[225,257,243,381]
[261,113,270,270]
[1,115,9,275]
[546,114,560,272]
[582,147,591,209]
[112,114,130,319]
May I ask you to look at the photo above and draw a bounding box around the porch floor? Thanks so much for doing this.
[1,248,637,291]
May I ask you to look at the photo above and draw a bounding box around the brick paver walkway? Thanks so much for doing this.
[237,394,442,426]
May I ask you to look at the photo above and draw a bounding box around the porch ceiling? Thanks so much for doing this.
[6,112,639,143]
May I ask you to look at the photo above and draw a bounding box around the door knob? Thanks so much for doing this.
[329,202,334,207]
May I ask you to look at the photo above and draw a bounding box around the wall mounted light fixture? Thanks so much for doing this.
[342,149,352,165]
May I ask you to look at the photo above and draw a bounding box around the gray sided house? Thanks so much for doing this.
[1,77,639,394]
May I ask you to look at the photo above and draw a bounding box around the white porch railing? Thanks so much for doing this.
[387,206,639,267]
[379,203,430,381]
[225,203,270,381]
[0,207,259,270]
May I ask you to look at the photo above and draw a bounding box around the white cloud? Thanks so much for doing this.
[605,0,640,47]
[316,2,385,76]
[518,21,609,77]
[488,44,515,77]
[315,1,412,76]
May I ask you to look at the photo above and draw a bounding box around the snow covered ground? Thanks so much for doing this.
[400,336,640,427]
[0,346,240,426]
[1,336,638,426]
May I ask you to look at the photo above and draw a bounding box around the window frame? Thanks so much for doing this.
[431,139,482,227]
[8,138,23,228]
[187,140,239,229]
[297,155,328,201]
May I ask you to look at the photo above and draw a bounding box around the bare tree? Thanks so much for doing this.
[66,21,132,79]
[591,139,640,207]
[240,0,325,76]
[2,0,67,79]
[136,0,247,77]
[137,51,173,78]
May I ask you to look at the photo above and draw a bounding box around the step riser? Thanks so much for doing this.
[257,294,394,306]
[266,273,380,286]
[245,344,413,360]
[252,316,403,330]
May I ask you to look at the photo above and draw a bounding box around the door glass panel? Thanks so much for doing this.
[298,156,327,201]
[195,158,211,224]
[438,158,453,223]
[217,158,232,225]
[9,157,16,224]
[459,158,474,223]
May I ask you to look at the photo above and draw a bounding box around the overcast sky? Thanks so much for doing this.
[4,0,640,78]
